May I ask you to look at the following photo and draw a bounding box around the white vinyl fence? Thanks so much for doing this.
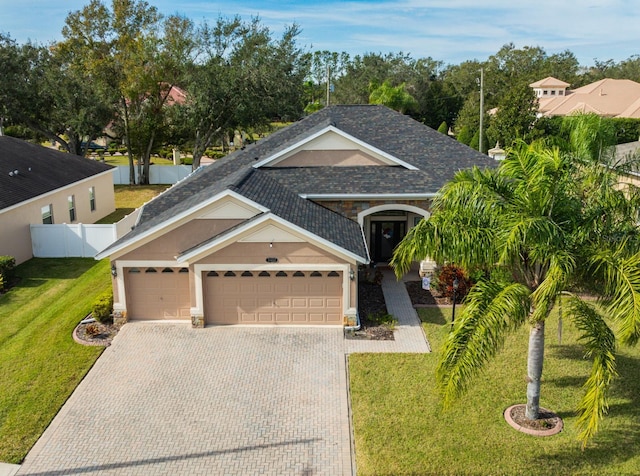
[31,224,117,258]
[31,209,140,258]
[112,165,192,184]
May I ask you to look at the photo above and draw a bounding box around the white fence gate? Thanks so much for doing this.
[112,165,192,185]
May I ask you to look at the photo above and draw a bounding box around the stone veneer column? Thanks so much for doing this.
[191,314,204,328]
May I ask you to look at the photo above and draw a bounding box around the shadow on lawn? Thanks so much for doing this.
[417,307,448,325]
[15,258,99,283]
[532,350,640,473]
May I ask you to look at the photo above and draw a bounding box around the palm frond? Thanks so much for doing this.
[437,279,530,407]
[589,247,640,345]
[529,251,574,323]
[567,297,617,448]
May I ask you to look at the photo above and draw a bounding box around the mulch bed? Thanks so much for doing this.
[505,404,563,436]
[73,316,123,346]
[346,281,394,340]
[404,281,451,306]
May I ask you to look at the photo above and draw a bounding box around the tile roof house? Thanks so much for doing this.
[531,77,640,118]
[0,136,115,264]
[96,105,495,327]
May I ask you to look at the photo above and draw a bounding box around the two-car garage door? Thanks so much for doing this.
[204,270,343,325]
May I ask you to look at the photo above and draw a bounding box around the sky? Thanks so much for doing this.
[1,0,639,67]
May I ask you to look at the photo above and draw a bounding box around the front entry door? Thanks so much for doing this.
[371,221,406,262]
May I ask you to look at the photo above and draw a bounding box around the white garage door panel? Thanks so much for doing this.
[204,271,343,325]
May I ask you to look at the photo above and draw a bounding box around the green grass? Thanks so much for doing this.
[0,259,111,464]
[95,184,169,224]
[349,305,640,475]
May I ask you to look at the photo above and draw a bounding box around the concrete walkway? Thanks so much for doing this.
[0,463,20,476]
[345,266,431,354]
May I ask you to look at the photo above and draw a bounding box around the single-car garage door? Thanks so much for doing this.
[125,267,191,320]
[204,270,343,325]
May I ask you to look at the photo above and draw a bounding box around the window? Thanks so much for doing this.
[41,204,53,224]
[258,271,270,277]
[328,271,340,277]
[241,271,253,277]
[310,271,322,277]
[89,186,96,212]
[207,271,219,277]
[293,271,305,277]
[551,90,556,96]
[68,195,76,222]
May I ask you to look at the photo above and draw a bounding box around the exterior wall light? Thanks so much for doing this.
[111,264,117,277]
[349,269,355,281]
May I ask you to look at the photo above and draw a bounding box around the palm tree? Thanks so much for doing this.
[392,114,640,447]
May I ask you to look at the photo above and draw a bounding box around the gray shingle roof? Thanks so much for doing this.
[101,105,496,259]
[0,136,113,210]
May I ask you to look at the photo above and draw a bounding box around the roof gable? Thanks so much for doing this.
[252,125,418,170]
[0,136,113,211]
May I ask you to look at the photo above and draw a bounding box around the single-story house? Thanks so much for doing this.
[0,136,115,264]
[96,105,495,327]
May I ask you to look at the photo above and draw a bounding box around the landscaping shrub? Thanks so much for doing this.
[85,323,102,337]
[0,256,15,291]
[91,289,113,323]
[433,264,472,303]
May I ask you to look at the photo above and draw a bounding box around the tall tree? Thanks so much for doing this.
[0,34,111,155]
[182,18,307,170]
[60,0,195,183]
[392,114,640,447]
[369,80,417,113]
[486,81,539,148]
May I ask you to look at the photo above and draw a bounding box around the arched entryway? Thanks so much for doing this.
[358,205,430,263]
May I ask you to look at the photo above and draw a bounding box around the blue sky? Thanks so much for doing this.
[1,0,638,67]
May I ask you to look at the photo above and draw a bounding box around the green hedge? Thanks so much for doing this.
[91,289,113,323]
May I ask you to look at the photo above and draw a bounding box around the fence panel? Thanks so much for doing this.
[112,165,192,185]
[31,224,118,258]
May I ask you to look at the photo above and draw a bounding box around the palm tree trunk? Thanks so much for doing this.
[526,320,545,420]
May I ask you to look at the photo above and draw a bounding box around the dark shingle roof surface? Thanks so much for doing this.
[102,105,496,258]
[0,136,113,210]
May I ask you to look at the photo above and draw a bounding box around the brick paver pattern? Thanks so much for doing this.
[17,266,429,475]
[18,326,351,476]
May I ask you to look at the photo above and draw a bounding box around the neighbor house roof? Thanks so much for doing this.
[536,78,640,118]
[0,136,113,211]
[529,77,570,89]
[98,105,495,261]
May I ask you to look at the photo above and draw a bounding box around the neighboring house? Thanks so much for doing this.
[96,105,495,327]
[531,76,640,118]
[0,136,115,264]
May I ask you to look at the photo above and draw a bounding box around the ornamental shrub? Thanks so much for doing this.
[92,290,113,323]
[433,264,472,303]
[0,255,15,291]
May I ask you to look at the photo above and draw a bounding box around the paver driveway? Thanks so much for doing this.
[18,324,352,475]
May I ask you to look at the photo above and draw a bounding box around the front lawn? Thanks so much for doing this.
[349,306,640,475]
[0,259,111,464]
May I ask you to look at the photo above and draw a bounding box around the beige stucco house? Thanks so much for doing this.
[0,136,115,264]
[531,76,640,118]
[96,105,495,327]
